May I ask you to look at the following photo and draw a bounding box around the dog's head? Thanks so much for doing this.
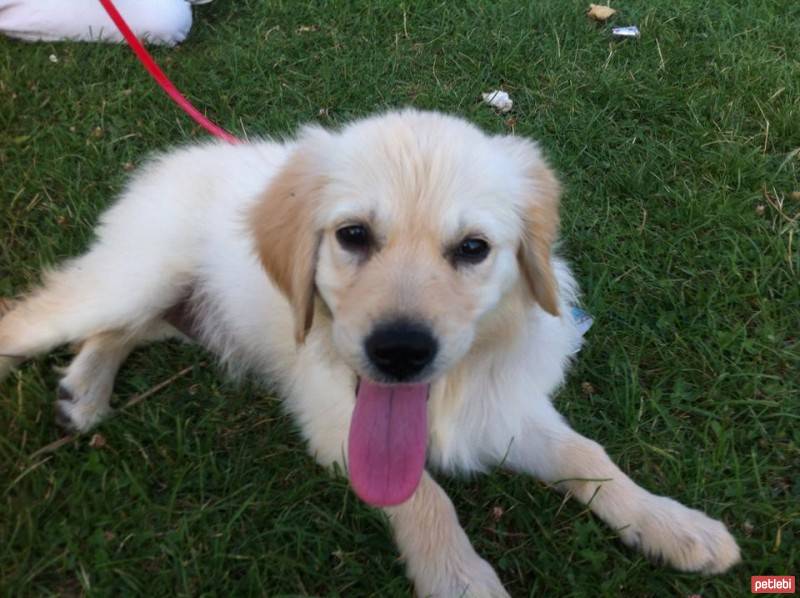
[252,110,561,506]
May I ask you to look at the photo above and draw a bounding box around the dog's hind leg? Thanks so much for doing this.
[0,241,193,383]
[54,320,181,432]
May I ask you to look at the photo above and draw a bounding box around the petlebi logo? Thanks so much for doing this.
[751,575,795,594]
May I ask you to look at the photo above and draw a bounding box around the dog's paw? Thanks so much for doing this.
[621,494,741,574]
[54,384,113,433]
[414,556,510,598]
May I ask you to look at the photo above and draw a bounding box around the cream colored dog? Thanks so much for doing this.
[0,110,739,596]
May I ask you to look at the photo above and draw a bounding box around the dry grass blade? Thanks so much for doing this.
[28,364,197,459]
[123,364,197,409]
[0,297,16,317]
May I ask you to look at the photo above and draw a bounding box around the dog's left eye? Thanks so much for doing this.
[453,237,490,264]
[336,224,372,252]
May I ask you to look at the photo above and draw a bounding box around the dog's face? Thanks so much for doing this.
[253,110,561,379]
[252,110,561,506]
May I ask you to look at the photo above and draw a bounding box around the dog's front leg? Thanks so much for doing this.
[299,407,509,596]
[385,472,509,598]
[504,400,740,574]
[287,357,508,597]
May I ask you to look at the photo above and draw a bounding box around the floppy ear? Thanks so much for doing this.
[250,140,328,343]
[511,140,562,316]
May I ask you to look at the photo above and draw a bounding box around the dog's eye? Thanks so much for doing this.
[336,224,371,252]
[453,237,490,264]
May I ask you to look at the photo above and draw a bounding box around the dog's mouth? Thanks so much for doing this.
[347,379,429,507]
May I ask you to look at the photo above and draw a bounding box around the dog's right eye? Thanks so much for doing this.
[336,224,371,252]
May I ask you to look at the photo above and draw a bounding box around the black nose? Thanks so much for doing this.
[365,319,438,381]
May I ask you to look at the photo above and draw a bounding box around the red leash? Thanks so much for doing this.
[98,0,240,144]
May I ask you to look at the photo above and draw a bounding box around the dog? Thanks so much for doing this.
[0,110,740,596]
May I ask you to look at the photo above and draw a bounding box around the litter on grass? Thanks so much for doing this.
[481,90,513,113]
[612,26,640,38]
[570,306,594,354]
[572,307,594,337]
[587,4,617,22]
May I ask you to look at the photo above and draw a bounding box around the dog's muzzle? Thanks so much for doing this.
[364,318,438,381]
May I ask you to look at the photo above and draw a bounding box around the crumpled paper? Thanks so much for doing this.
[481,90,513,113]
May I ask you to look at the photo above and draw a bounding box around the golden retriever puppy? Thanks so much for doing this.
[0,110,739,596]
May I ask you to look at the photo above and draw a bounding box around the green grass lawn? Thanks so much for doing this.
[1,1,798,595]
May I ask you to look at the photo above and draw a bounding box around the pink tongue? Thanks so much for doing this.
[348,381,429,507]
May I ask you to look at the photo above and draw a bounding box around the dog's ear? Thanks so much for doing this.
[251,132,329,343]
[504,137,562,316]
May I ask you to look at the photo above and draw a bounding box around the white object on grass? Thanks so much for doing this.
[570,306,594,353]
[481,90,513,113]
[0,0,195,46]
[611,26,641,38]
[571,307,594,337]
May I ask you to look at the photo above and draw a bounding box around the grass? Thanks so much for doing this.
[1,0,798,595]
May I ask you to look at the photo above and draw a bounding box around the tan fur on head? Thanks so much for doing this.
[251,147,327,344]
[517,159,561,316]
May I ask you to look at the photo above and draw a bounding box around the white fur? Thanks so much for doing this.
[0,110,739,595]
[0,0,192,46]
